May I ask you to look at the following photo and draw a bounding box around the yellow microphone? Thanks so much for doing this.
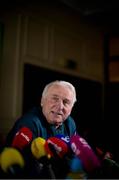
[31,137,56,179]
[0,147,25,173]
[31,137,51,159]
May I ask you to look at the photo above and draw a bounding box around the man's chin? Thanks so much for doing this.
[53,120,62,126]
[49,116,63,126]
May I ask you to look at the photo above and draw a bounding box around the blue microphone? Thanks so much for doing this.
[65,156,87,179]
[55,134,70,145]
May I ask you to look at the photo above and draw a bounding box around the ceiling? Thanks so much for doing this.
[59,0,119,16]
[58,0,119,27]
[1,0,119,15]
[1,0,119,27]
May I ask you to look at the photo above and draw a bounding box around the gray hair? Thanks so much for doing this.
[42,80,77,105]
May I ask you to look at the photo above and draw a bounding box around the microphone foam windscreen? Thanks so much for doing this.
[0,147,24,172]
[66,157,87,179]
[55,134,70,145]
[70,135,101,172]
[45,137,69,158]
[69,156,83,172]
[12,127,33,150]
[31,137,47,159]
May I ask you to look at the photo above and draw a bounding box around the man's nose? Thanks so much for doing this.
[57,99,64,109]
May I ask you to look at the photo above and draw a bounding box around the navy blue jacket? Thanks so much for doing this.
[6,107,77,145]
[4,107,78,179]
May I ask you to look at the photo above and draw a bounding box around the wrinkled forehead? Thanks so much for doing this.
[48,84,69,92]
[47,84,73,97]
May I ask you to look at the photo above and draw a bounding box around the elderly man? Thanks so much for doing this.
[5,80,78,179]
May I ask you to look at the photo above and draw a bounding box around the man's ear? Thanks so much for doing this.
[40,97,43,107]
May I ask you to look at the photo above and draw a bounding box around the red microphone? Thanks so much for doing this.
[70,135,101,172]
[11,127,33,151]
[45,137,69,159]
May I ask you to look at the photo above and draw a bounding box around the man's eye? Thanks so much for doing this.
[63,100,68,104]
[63,100,70,105]
[52,97,59,101]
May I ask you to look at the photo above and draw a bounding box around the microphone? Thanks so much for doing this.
[45,136,69,159]
[11,127,33,151]
[45,136,73,179]
[31,137,49,159]
[70,135,101,173]
[55,134,70,145]
[55,134,74,159]
[30,137,56,179]
[95,147,119,178]
[55,135,87,179]
[0,147,25,178]
[95,146,119,169]
[65,156,87,179]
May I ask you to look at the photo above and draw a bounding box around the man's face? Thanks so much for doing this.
[41,84,74,126]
